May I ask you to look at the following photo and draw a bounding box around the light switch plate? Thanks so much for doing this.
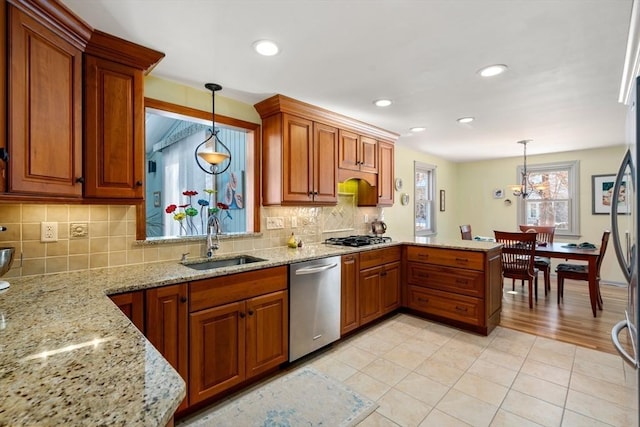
[266,217,285,229]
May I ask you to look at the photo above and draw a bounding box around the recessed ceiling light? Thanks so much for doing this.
[477,64,508,77]
[457,117,475,124]
[410,127,426,132]
[253,40,279,56]
[374,99,392,107]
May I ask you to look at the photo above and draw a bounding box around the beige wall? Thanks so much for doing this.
[0,75,630,286]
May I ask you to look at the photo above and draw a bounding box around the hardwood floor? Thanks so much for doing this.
[499,277,632,355]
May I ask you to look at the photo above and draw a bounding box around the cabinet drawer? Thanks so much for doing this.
[359,246,401,270]
[407,263,484,298]
[407,286,483,326]
[406,246,483,270]
[189,266,287,312]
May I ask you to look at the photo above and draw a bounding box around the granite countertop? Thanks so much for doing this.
[0,238,500,426]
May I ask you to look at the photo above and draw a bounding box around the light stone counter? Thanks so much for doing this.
[0,238,499,426]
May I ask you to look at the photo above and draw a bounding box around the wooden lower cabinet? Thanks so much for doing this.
[358,247,401,327]
[341,254,360,335]
[109,291,144,331]
[145,283,189,412]
[405,245,502,335]
[188,266,288,406]
[189,290,288,405]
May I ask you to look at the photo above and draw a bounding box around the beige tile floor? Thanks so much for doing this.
[181,313,639,427]
[303,314,639,427]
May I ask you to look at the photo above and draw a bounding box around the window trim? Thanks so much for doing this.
[516,160,580,237]
[414,161,437,237]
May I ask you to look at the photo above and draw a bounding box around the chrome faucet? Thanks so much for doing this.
[206,214,221,258]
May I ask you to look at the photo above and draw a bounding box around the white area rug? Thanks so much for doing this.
[186,366,378,427]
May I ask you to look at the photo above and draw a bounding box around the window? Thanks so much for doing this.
[517,160,579,236]
[415,162,436,236]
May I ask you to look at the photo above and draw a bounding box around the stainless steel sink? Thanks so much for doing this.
[183,255,266,270]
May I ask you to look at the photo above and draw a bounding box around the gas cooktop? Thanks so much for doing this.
[324,235,392,247]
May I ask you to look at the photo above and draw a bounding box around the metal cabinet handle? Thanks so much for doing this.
[248,310,254,316]
[239,312,245,318]
[135,180,143,187]
[75,177,85,183]
[180,296,187,303]
[612,319,637,367]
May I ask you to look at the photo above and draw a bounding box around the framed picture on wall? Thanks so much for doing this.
[592,174,630,215]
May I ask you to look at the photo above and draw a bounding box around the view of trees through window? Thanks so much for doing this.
[519,161,578,235]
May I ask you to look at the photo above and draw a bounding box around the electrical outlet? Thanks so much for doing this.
[266,217,285,229]
[291,217,298,228]
[363,214,369,223]
[41,222,58,242]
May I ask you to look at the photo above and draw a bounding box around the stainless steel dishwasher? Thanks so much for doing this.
[289,256,341,362]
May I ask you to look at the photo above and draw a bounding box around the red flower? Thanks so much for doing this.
[183,190,198,196]
[165,204,177,214]
[217,202,229,210]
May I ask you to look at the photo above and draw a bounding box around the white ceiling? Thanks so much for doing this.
[61,0,633,162]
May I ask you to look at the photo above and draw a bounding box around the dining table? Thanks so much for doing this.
[533,242,602,317]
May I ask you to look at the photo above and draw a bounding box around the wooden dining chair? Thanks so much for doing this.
[519,225,556,295]
[460,224,472,240]
[556,230,611,308]
[494,230,539,308]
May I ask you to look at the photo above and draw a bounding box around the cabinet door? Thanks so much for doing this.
[110,291,144,331]
[313,123,338,203]
[189,301,245,404]
[8,5,83,197]
[359,136,378,173]
[359,266,382,325]
[338,129,360,171]
[380,261,401,314]
[245,290,288,378]
[282,114,313,203]
[84,55,144,198]
[341,254,360,335]
[146,283,189,411]
[377,141,394,206]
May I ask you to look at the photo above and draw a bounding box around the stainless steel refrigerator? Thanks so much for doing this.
[612,3,640,421]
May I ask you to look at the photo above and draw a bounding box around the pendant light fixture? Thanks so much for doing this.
[194,83,232,175]
[509,139,546,198]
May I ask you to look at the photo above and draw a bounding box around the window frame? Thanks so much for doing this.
[516,160,580,237]
[414,161,437,237]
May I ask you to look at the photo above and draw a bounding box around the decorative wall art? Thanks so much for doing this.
[592,174,630,215]
[493,188,504,199]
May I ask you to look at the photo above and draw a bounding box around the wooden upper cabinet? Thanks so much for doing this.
[312,122,338,203]
[255,94,398,207]
[339,130,377,174]
[377,140,395,206]
[6,2,90,197]
[83,31,164,199]
[261,112,337,205]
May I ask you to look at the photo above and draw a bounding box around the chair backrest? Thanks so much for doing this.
[595,230,611,278]
[494,230,538,278]
[518,225,555,244]
[460,224,472,240]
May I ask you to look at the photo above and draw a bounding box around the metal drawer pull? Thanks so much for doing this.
[417,297,429,303]
[455,258,469,263]
[455,279,468,284]
[455,306,468,312]
[417,253,428,258]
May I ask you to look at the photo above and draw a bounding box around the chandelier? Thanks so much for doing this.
[194,83,232,175]
[509,139,546,198]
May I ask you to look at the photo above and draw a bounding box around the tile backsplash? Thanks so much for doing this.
[0,194,381,278]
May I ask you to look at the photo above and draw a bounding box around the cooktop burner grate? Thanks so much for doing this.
[324,235,392,247]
